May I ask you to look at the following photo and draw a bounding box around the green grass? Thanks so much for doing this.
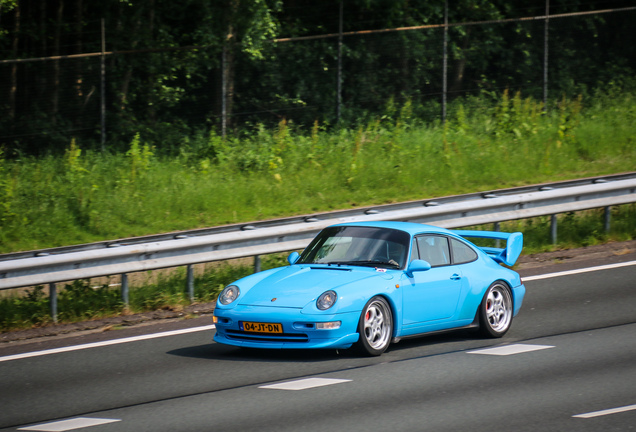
[1,88,635,331]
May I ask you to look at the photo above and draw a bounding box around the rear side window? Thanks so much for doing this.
[451,238,478,264]
[414,235,451,267]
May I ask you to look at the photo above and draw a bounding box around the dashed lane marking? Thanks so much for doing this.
[18,417,121,431]
[467,344,555,356]
[259,378,352,391]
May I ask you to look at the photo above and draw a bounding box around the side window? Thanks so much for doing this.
[451,238,478,264]
[410,239,418,263]
[415,235,450,267]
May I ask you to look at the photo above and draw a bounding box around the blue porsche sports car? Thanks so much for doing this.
[213,221,525,356]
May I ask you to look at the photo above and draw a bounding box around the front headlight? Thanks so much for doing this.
[316,290,338,310]
[219,285,240,305]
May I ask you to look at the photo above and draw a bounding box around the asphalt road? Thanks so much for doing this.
[1,254,635,431]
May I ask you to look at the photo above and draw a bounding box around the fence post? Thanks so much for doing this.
[543,0,550,110]
[337,0,343,123]
[442,0,448,123]
[49,282,58,323]
[550,214,558,245]
[100,18,106,151]
[221,45,227,138]
[604,206,611,233]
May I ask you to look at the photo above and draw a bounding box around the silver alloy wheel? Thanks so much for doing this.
[485,283,513,333]
[362,298,392,350]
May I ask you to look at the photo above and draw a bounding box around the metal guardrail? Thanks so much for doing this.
[1,173,635,321]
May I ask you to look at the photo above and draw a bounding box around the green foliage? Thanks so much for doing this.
[0,0,18,39]
[0,147,16,228]
[556,95,583,151]
[0,279,122,329]
[2,1,635,155]
[58,280,123,321]
[237,0,282,60]
[492,90,543,140]
[0,286,50,329]
[126,133,154,182]
[61,140,101,231]
[489,205,636,254]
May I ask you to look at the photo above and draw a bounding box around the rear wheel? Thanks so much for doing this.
[354,296,393,356]
[478,282,513,338]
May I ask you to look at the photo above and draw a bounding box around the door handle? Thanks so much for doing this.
[450,274,461,280]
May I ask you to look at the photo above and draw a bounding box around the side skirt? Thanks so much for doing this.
[392,323,479,344]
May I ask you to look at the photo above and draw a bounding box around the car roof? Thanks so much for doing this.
[332,221,454,237]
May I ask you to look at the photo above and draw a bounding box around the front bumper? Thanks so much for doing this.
[213,305,360,350]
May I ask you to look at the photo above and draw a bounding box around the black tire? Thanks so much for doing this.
[478,282,513,338]
[354,296,393,356]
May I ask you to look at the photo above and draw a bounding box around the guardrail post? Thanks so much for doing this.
[121,273,129,307]
[254,255,261,273]
[49,282,58,323]
[604,206,611,233]
[186,264,195,302]
[494,222,501,248]
[551,214,558,245]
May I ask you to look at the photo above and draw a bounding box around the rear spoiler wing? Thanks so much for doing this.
[452,230,523,267]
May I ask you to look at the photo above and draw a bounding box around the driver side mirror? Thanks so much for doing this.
[287,251,300,265]
[406,259,431,276]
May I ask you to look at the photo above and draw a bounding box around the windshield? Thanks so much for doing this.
[298,226,410,269]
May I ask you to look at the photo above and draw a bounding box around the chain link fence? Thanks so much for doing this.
[1,4,635,154]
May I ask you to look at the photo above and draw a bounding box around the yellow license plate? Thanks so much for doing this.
[241,321,283,334]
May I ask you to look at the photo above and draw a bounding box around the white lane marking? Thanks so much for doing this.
[18,417,121,431]
[523,260,636,281]
[0,325,215,363]
[259,378,352,391]
[573,404,636,419]
[467,344,554,356]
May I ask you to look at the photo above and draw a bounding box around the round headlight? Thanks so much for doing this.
[316,290,338,310]
[219,285,240,305]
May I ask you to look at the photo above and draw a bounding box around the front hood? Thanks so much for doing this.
[238,265,393,308]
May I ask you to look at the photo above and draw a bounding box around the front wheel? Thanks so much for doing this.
[354,296,393,356]
[478,282,513,338]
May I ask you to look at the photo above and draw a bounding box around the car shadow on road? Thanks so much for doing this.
[166,343,346,363]
[166,328,490,363]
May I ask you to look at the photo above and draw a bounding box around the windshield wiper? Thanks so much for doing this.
[355,260,400,268]
[317,261,359,266]
[320,260,400,269]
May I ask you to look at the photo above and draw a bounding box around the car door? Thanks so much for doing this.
[402,235,463,326]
